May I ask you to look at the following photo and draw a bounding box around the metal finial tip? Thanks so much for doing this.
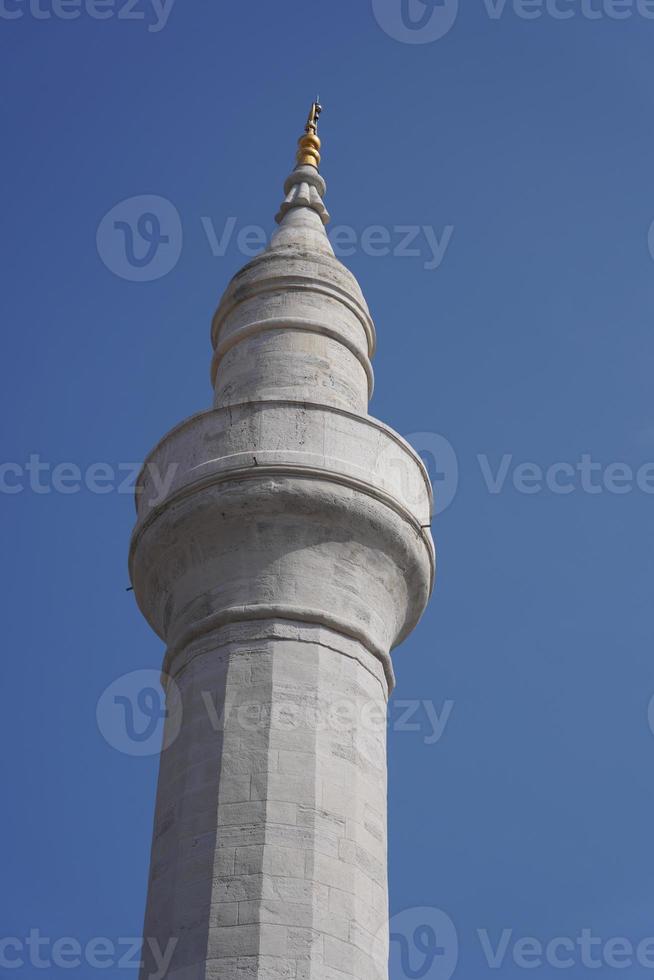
[307,101,322,132]
[296,100,323,170]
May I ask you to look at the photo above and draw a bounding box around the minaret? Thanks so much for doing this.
[130,104,434,980]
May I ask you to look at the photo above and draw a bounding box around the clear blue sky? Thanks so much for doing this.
[3,2,654,977]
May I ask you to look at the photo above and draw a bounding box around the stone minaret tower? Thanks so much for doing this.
[130,104,434,980]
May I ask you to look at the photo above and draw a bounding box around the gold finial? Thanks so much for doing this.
[296,98,323,169]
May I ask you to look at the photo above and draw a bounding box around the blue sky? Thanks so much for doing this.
[3,1,654,977]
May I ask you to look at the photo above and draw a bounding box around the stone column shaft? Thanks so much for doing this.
[140,622,389,980]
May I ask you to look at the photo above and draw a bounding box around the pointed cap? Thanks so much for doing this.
[274,101,330,229]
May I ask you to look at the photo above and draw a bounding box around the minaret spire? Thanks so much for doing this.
[130,104,434,980]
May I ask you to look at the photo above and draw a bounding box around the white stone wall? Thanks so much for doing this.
[140,621,390,980]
